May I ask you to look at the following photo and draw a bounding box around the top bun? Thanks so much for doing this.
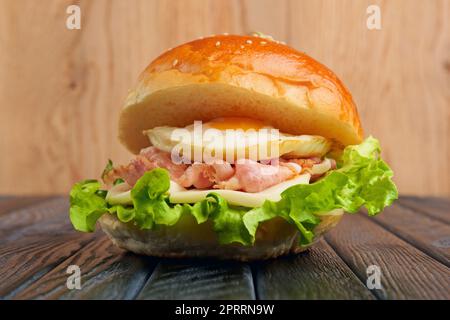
[119,34,363,154]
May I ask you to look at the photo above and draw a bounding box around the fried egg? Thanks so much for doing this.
[144,117,331,163]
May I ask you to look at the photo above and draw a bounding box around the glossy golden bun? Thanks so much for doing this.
[119,34,363,154]
[99,211,343,261]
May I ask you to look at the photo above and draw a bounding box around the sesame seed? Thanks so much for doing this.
[260,41,267,45]
[223,32,229,35]
[172,59,178,66]
[215,41,221,47]
[240,45,245,49]
[253,32,275,41]
[246,39,253,44]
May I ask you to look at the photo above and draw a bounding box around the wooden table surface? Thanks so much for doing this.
[0,196,449,300]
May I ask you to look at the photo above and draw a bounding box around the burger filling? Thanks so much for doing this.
[103,147,335,192]
[69,119,398,246]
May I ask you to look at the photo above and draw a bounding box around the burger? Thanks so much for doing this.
[69,34,398,260]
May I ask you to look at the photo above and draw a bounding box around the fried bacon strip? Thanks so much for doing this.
[103,147,335,193]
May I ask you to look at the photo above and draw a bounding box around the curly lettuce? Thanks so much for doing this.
[69,180,108,232]
[69,137,398,245]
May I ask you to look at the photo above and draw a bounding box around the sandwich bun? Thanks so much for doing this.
[99,211,343,261]
[103,34,363,260]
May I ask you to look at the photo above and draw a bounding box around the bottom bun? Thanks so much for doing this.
[98,210,343,261]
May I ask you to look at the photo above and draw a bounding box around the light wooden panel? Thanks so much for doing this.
[0,0,448,196]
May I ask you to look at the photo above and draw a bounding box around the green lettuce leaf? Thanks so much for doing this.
[68,137,398,245]
[206,193,253,245]
[69,180,108,232]
[130,168,175,228]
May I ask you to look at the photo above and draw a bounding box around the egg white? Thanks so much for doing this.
[144,118,332,163]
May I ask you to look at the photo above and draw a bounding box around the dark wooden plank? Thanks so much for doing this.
[63,253,155,300]
[253,239,375,300]
[371,203,450,267]
[399,196,450,224]
[13,235,156,300]
[405,196,450,207]
[0,196,154,300]
[0,232,97,298]
[138,260,255,300]
[0,196,54,216]
[0,196,109,298]
[0,197,69,240]
[325,214,450,299]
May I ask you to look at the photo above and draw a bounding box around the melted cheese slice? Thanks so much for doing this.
[106,184,132,205]
[169,173,311,207]
[106,173,311,208]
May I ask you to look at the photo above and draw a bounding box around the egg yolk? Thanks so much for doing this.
[207,117,268,130]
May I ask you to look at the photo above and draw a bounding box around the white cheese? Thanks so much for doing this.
[310,158,332,175]
[106,173,311,208]
[105,183,131,205]
[169,173,311,207]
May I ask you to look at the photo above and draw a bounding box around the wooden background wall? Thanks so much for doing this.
[0,0,449,196]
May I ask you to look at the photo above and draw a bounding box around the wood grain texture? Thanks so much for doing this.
[371,204,450,267]
[0,0,448,196]
[253,239,375,300]
[0,232,96,298]
[0,196,54,216]
[325,214,450,300]
[0,197,69,241]
[138,260,255,300]
[60,253,154,300]
[0,196,100,298]
[13,235,155,300]
[398,196,450,224]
